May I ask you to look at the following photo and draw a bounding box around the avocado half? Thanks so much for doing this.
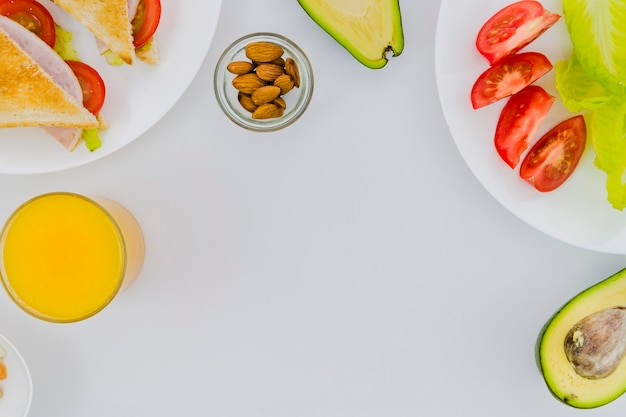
[536,268,626,408]
[297,0,404,69]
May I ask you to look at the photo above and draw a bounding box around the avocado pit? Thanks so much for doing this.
[564,307,626,379]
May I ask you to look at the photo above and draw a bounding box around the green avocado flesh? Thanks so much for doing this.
[297,0,404,69]
[536,268,626,408]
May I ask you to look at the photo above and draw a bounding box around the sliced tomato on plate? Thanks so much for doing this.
[520,115,587,192]
[471,51,552,109]
[495,85,554,168]
[0,0,56,48]
[65,60,106,116]
[132,0,161,49]
[476,1,560,65]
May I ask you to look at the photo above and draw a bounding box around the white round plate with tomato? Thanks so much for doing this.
[0,0,222,174]
[435,0,626,255]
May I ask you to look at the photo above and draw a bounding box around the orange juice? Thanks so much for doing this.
[0,193,145,323]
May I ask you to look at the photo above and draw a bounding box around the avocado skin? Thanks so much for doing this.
[297,0,404,69]
[536,268,626,408]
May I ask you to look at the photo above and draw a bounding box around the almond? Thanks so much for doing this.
[252,103,284,119]
[245,42,284,63]
[285,58,300,88]
[256,63,284,82]
[232,73,265,94]
[238,92,257,113]
[227,61,254,75]
[270,57,285,67]
[251,85,282,106]
[273,96,286,109]
[273,74,294,95]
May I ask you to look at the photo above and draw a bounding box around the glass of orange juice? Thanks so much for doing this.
[0,192,145,323]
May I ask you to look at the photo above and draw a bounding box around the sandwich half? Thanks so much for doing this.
[0,15,100,149]
[51,0,160,65]
[0,16,97,128]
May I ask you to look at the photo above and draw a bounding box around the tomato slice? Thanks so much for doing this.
[0,0,56,48]
[65,60,106,116]
[476,1,560,65]
[495,85,555,168]
[520,115,587,192]
[471,52,552,109]
[132,0,161,49]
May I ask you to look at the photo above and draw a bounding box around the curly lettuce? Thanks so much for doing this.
[557,0,626,210]
[555,54,612,112]
[562,0,626,94]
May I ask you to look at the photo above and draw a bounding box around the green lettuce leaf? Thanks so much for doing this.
[555,54,613,112]
[588,98,626,209]
[562,0,626,94]
[606,169,626,210]
[53,24,79,61]
[588,98,626,172]
[103,50,125,66]
[82,128,102,152]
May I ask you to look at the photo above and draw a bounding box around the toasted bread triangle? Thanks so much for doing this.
[53,0,135,65]
[0,27,98,129]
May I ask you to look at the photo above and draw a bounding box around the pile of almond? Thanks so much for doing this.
[227,41,300,120]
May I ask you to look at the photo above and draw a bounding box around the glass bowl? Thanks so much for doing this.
[214,32,314,132]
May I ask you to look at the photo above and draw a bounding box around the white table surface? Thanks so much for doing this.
[3,1,626,416]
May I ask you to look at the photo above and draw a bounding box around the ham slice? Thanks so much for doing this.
[43,127,83,150]
[0,16,81,98]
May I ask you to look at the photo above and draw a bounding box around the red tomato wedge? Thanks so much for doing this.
[495,85,554,168]
[66,60,106,116]
[0,0,56,48]
[471,52,552,109]
[520,115,587,192]
[476,1,560,65]
[132,0,161,49]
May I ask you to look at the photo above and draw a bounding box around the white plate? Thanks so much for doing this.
[0,0,223,175]
[0,334,32,417]
[435,0,626,254]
